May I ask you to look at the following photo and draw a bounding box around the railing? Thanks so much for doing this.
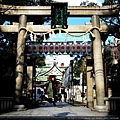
[107,97,120,113]
[94,97,120,113]
[0,97,14,113]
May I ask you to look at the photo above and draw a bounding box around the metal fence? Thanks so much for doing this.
[0,97,14,113]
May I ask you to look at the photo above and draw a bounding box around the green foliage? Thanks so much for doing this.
[80,1,98,6]
[102,0,119,5]
[35,56,46,67]
[101,0,120,38]
[0,46,16,77]
[105,49,113,74]
[73,60,82,77]
[1,0,53,6]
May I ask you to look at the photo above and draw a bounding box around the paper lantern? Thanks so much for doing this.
[39,44,43,53]
[66,43,71,54]
[76,43,82,53]
[32,44,38,52]
[44,44,49,54]
[71,44,76,53]
[49,43,54,53]
[87,44,92,53]
[81,44,86,52]
[55,43,60,54]
[60,43,65,53]
[27,45,33,53]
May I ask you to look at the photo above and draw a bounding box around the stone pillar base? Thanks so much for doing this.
[92,105,108,112]
[14,104,27,111]
[87,101,93,108]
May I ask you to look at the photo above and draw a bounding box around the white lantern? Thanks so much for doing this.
[76,43,82,53]
[87,43,92,53]
[81,43,86,52]
[44,44,49,54]
[39,44,43,53]
[60,43,65,53]
[49,43,54,53]
[66,43,71,54]
[71,44,76,53]
[32,44,38,53]
[55,43,60,54]
[27,44,33,53]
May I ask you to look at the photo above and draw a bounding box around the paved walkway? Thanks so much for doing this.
[0,102,119,120]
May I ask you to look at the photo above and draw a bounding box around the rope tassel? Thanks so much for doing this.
[90,31,95,38]
[34,34,36,42]
[44,34,46,42]
[52,30,56,38]
[59,29,61,37]
[74,37,76,44]
[83,35,88,43]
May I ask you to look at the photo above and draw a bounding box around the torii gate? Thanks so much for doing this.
[0,4,119,111]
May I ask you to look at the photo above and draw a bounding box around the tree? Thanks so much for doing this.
[73,58,82,77]
[80,0,120,38]
[80,1,98,6]
[0,1,55,104]
[101,0,120,38]
[0,0,53,79]
[105,49,113,74]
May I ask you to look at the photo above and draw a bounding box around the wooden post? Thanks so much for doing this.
[92,15,107,111]
[14,15,27,109]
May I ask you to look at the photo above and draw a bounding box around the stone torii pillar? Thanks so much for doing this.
[14,15,27,109]
[86,57,93,108]
[92,15,107,111]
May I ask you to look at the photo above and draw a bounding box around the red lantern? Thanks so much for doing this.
[87,44,92,53]
[66,43,71,54]
[32,44,38,53]
[44,44,49,54]
[49,43,54,53]
[27,45,32,53]
[76,43,82,53]
[60,43,65,53]
[81,44,86,52]
[55,43,59,54]
[71,44,76,53]
[39,44,43,53]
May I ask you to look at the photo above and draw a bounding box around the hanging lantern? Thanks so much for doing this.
[44,43,49,54]
[66,43,71,54]
[60,43,65,53]
[76,43,82,53]
[27,44,33,53]
[39,43,43,53]
[81,43,86,53]
[71,44,76,53]
[49,43,54,54]
[55,43,60,54]
[32,44,38,53]
[87,43,92,53]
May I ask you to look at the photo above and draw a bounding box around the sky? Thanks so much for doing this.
[45,0,115,66]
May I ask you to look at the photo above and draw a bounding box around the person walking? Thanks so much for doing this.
[39,75,57,106]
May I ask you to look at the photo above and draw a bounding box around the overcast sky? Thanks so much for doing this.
[54,0,104,6]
